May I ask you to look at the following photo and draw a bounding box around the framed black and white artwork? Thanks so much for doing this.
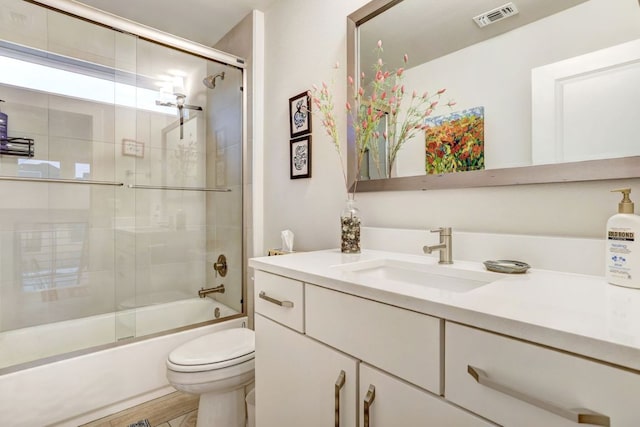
[289,91,311,138]
[290,135,311,179]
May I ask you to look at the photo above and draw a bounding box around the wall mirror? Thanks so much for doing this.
[347,0,640,191]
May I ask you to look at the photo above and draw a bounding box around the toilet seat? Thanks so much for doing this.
[167,328,255,373]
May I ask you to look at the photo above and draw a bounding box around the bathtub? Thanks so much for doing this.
[0,297,237,369]
[0,298,245,427]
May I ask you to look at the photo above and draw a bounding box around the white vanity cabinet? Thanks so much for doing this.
[254,270,494,427]
[445,322,640,426]
[255,314,358,427]
[251,248,640,427]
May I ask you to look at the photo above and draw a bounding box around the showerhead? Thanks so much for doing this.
[203,72,225,89]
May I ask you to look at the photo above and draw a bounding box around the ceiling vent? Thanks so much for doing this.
[473,2,519,28]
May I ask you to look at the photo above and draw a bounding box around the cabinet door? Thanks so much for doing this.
[359,364,494,427]
[446,322,640,426]
[306,284,442,394]
[255,314,357,427]
[254,270,304,332]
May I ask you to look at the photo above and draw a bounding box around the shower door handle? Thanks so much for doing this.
[334,370,346,427]
[363,384,376,427]
[258,291,294,308]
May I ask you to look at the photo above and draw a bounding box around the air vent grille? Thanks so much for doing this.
[473,2,519,28]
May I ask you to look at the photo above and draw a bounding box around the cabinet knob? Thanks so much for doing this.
[467,365,610,426]
[363,384,376,427]
[334,370,346,427]
[258,291,294,308]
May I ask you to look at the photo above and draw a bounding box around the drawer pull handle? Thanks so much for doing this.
[467,365,610,426]
[363,384,376,427]
[334,370,346,427]
[258,291,294,308]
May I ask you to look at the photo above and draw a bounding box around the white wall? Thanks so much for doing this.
[262,0,640,254]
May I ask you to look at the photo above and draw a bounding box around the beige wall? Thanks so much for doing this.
[262,0,640,255]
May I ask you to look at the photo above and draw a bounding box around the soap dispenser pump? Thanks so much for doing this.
[606,188,640,288]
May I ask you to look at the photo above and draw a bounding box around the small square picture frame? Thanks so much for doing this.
[122,139,144,158]
[290,135,311,179]
[289,91,312,138]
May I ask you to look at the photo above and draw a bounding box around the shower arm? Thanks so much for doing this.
[155,94,203,140]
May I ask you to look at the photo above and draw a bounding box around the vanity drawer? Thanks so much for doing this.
[305,284,442,394]
[445,322,640,426]
[254,270,304,332]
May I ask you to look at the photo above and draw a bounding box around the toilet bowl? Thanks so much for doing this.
[166,328,255,427]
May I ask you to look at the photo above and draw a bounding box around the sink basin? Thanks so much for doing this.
[334,258,499,293]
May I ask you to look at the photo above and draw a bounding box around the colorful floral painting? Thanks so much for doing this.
[424,106,485,174]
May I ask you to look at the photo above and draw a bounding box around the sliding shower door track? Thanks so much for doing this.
[0,176,124,186]
[128,184,231,192]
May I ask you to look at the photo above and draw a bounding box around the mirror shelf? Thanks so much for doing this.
[355,156,640,192]
[347,0,640,192]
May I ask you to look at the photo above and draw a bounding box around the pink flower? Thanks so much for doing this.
[377,40,382,48]
[348,76,354,86]
[403,54,408,64]
[396,68,404,76]
[437,88,446,95]
[447,100,457,107]
[346,102,351,111]
[430,101,439,109]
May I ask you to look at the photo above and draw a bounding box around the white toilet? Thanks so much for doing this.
[166,328,255,427]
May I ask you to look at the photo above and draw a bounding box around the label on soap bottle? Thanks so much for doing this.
[606,226,637,286]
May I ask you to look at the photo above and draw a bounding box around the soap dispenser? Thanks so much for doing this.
[606,188,640,288]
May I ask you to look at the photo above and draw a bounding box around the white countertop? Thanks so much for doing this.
[250,249,640,372]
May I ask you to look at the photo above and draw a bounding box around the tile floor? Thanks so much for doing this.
[81,391,198,427]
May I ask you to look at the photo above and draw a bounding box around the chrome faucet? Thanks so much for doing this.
[423,227,453,264]
[198,284,225,298]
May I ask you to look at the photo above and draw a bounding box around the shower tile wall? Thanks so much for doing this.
[205,60,243,313]
[0,0,244,366]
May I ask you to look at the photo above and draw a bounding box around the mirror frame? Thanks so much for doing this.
[347,0,640,191]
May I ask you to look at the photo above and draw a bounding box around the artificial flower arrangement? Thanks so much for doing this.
[309,40,454,252]
[310,40,455,196]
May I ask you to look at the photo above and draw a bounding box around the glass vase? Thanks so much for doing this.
[340,194,361,253]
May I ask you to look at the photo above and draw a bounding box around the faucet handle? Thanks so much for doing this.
[430,227,452,235]
[213,254,227,277]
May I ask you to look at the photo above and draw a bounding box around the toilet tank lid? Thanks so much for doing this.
[169,328,255,366]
